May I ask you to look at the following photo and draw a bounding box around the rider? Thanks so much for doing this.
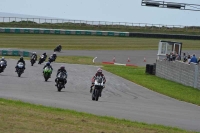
[15,56,26,72]
[42,52,47,60]
[57,44,62,50]
[31,52,37,61]
[52,52,57,61]
[0,57,7,67]
[55,65,67,88]
[43,62,53,77]
[90,68,106,97]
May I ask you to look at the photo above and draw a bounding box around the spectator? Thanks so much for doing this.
[198,57,200,64]
[175,54,181,60]
[187,55,191,64]
[183,53,187,62]
[189,54,198,64]
[172,53,176,61]
[165,54,170,61]
[169,53,173,61]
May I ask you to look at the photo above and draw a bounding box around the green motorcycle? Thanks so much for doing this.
[43,67,52,81]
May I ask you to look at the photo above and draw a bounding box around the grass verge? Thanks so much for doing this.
[103,65,200,106]
[1,33,200,50]
[4,55,99,65]
[0,98,197,133]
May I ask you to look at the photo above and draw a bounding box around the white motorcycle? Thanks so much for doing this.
[92,77,104,101]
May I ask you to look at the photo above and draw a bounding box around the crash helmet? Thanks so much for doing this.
[2,57,4,60]
[20,56,23,60]
[46,62,50,66]
[43,52,46,55]
[59,44,61,46]
[53,52,56,54]
[60,65,65,70]
[97,68,102,74]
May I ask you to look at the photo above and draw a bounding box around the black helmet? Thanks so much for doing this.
[46,62,50,66]
[44,52,46,55]
[20,56,23,60]
[60,65,65,70]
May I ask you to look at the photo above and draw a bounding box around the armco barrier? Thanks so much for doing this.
[0,50,31,57]
[0,28,129,37]
[1,27,200,40]
[129,32,200,40]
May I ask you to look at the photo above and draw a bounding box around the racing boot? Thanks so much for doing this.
[90,86,93,93]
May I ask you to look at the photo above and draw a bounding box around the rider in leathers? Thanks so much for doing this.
[55,65,67,88]
[31,52,37,61]
[90,68,106,97]
[15,56,26,72]
[0,57,7,68]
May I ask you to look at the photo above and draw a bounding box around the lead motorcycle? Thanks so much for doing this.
[43,67,52,81]
[54,46,61,52]
[38,55,46,64]
[0,61,6,73]
[16,62,25,77]
[92,77,104,101]
[56,72,67,92]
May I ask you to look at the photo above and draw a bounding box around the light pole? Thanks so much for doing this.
[141,0,200,11]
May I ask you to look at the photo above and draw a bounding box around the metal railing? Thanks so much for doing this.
[0,17,198,30]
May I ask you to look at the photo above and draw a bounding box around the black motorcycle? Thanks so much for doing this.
[56,72,67,92]
[30,56,37,66]
[48,55,55,63]
[38,55,46,64]
[0,61,6,73]
[92,77,104,101]
[16,62,24,77]
[54,46,61,52]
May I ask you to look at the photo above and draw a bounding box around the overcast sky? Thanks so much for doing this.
[0,0,200,26]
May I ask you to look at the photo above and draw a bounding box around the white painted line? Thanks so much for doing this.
[93,57,97,63]
[114,63,126,66]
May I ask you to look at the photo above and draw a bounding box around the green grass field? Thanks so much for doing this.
[1,33,200,50]
[0,98,197,133]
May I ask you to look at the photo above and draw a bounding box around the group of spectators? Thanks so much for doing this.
[165,52,200,64]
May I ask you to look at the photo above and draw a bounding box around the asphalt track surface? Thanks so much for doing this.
[0,58,200,132]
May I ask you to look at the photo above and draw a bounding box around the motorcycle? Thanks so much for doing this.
[38,55,46,64]
[16,62,24,77]
[54,46,61,52]
[56,72,67,92]
[30,56,37,66]
[43,67,52,81]
[92,77,104,101]
[48,55,55,63]
[0,61,6,73]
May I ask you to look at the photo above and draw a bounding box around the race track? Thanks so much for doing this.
[0,59,200,132]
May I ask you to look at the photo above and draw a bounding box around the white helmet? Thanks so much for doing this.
[54,52,56,54]
[2,57,4,60]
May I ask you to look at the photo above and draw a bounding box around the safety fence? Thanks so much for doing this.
[0,50,31,57]
[156,60,200,90]
[0,27,129,37]
[0,17,194,30]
